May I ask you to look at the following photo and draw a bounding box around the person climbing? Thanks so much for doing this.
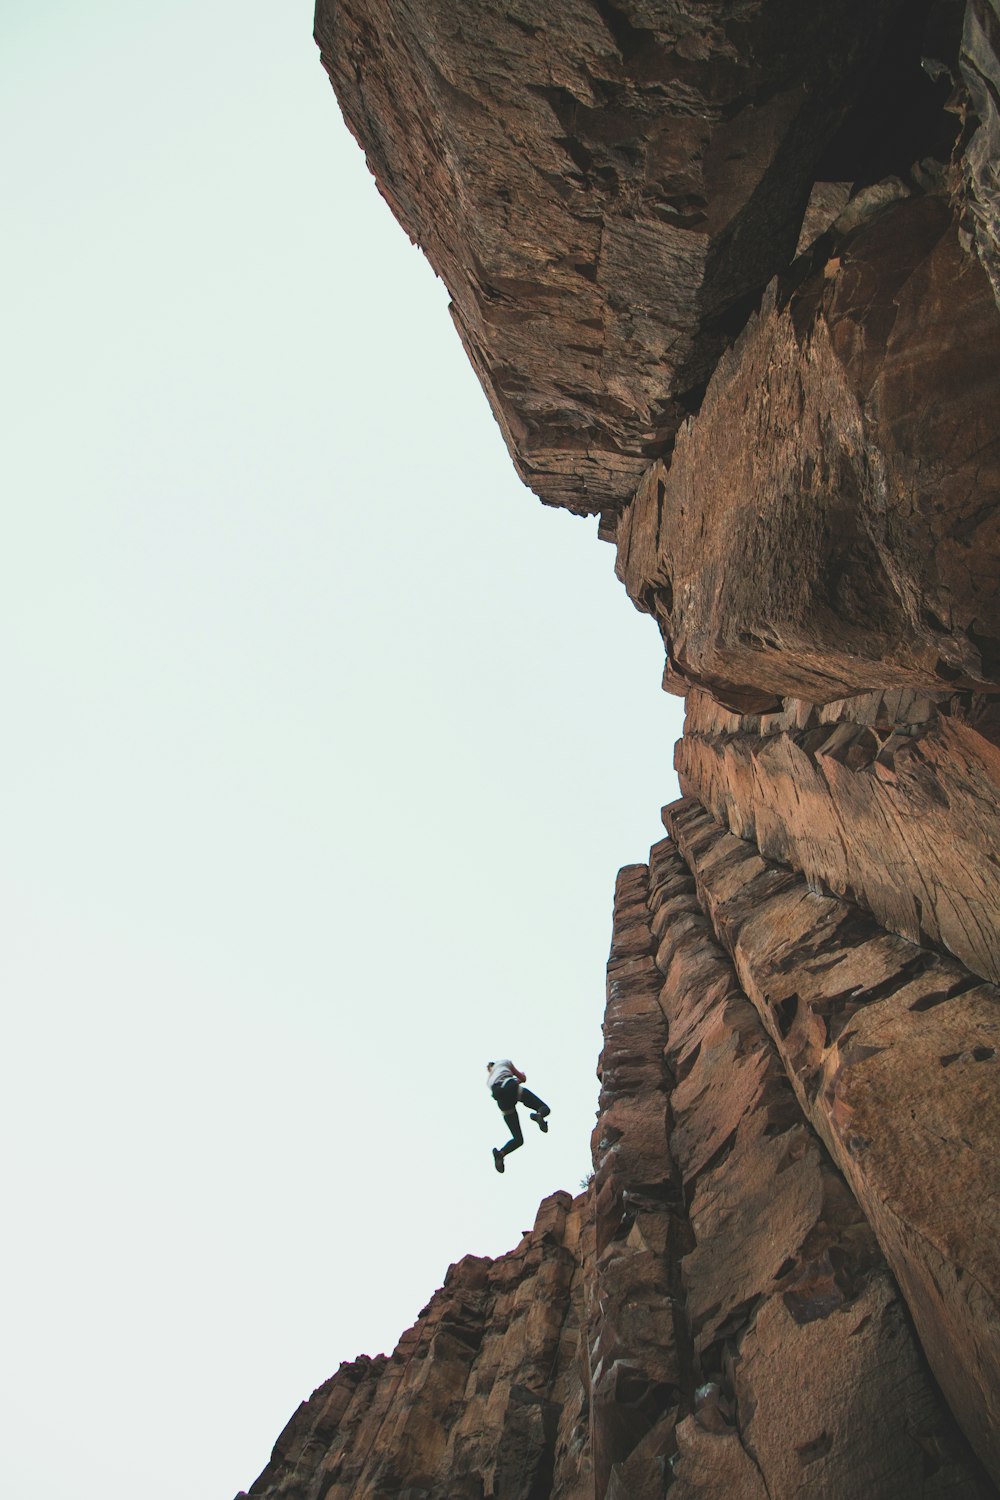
[487,1059,550,1172]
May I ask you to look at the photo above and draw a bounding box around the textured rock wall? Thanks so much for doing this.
[665,797,1000,1480]
[675,685,1000,984]
[613,200,1000,707]
[239,1193,592,1499]
[242,844,992,1498]
[245,3,1000,1494]
[316,0,909,517]
[961,0,1000,304]
[592,845,989,1497]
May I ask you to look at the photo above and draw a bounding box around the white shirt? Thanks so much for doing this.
[487,1059,518,1092]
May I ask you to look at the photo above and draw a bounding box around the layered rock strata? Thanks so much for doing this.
[239,1193,592,1499]
[665,796,1000,1480]
[317,1,999,697]
[613,198,1000,706]
[592,846,989,1497]
[252,2,1000,1494]
[243,847,992,1498]
[675,685,1000,984]
[961,0,1000,304]
[316,0,918,516]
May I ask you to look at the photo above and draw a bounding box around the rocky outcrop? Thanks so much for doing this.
[312,0,1000,704]
[961,0,1000,305]
[675,685,1000,984]
[246,3,1000,1495]
[588,864,678,1497]
[614,197,1000,707]
[593,850,989,1498]
[316,0,924,518]
[242,845,992,1498]
[665,797,1000,1480]
[238,1193,592,1499]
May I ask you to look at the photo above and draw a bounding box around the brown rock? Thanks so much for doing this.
[647,836,986,1498]
[590,866,680,1496]
[669,1418,769,1500]
[241,1197,592,1499]
[735,1276,983,1499]
[666,795,1000,1481]
[961,0,1000,306]
[316,0,908,515]
[245,9,1000,1498]
[585,842,990,1497]
[615,199,1000,705]
[676,684,1000,984]
[242,844,991,1498]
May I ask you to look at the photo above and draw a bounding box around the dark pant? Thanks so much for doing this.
[493,1080,549,1157]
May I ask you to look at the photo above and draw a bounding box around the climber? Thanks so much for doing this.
[487,1059,550,1173]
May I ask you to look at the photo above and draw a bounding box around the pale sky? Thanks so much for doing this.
[1,5,683,1496]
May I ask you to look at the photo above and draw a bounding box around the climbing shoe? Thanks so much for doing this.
[493,1148,505,1173]
[531,1112,549,1133]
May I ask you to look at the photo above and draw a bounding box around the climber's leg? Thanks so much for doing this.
[519,1086,550,1129]
[498,1108,524,1157]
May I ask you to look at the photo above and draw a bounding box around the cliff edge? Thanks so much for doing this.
[241,3,1000,1494]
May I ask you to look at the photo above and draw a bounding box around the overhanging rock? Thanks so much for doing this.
[316,0,911,516]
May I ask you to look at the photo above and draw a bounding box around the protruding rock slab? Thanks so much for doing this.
[665,795,1000,1483]
[646,837,987,1499]
[238,1194,592,1499]
[316,0,905,515]
[590,864,681,1497]
[962,0,1000,306]
[244,845,991,1498]
[589,846,987,1497]
[615,198,1000,705]
[676,685,1000,985]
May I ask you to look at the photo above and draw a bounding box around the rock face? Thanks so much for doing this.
[675,685,1000,984]
[242,850,992,1498]
[316,0,917,517]
[592,852,989,1498]
[961,0,1000,305]
[239,1194,593,1499]
[665,797,1000,1480]
[241,2,1000,1494]
[614,200,1000,705]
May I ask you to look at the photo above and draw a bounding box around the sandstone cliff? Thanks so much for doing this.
[241,2,1000,1494]
[239,1194,592,1498]
[240,841,993,1497]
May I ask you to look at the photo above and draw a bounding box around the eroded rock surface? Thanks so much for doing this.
[253,3,1000,1495]
[676,685,1000,984]
[598,845,988,1498]
[238,1194,592,1499]
[962,0,1000,305]
[614,198,1000,706]
[242,848,991,1498]
[665,796,1000,1481]
[316,0,911,517]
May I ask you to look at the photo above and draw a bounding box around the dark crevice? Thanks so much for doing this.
[593,0,657,63]
[775,993,799,1038]
[813,0,962,185]
[910,973,983,1011]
